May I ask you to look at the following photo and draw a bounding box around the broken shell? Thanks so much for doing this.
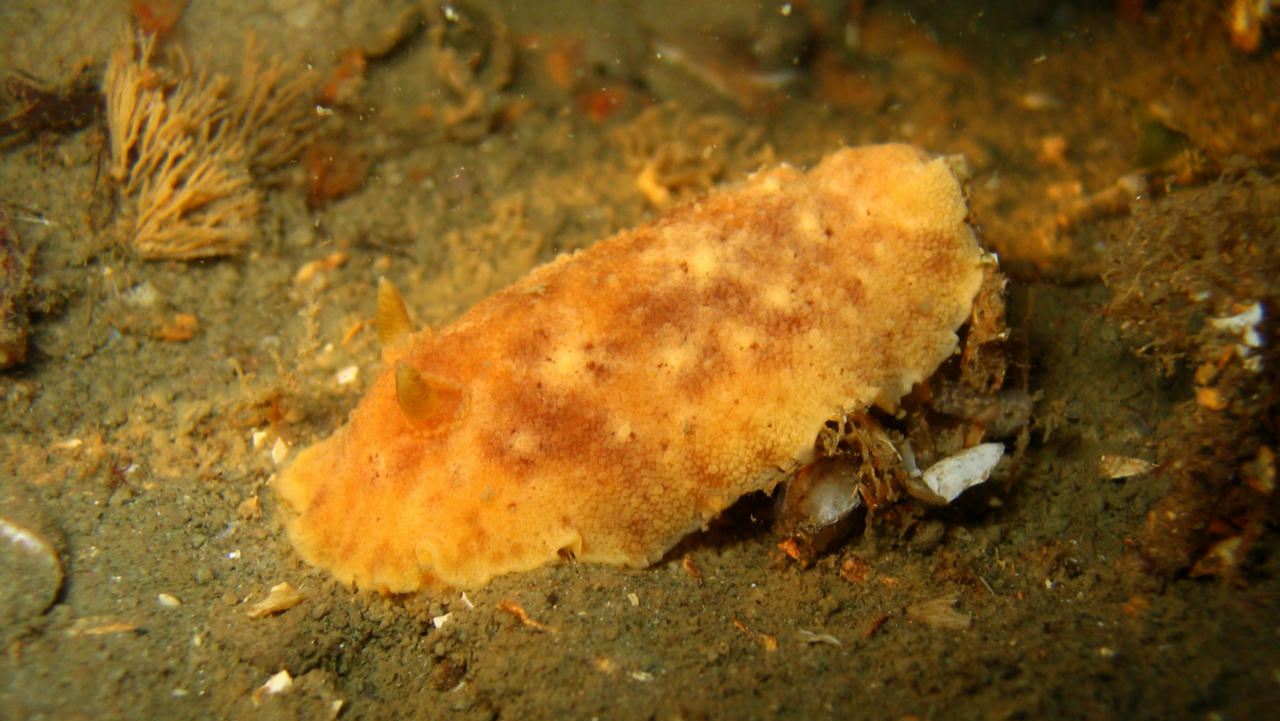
[270,438,290,465]
[912,443,1004,504]
[0,514,64,627]
[64,617,140,637]
[1209,301,1266,371]
[1189,536,1247,578]
[236,495,262,520]
[775,456,863,535]
[905,595,972,630]
[773,455,869,562]
[797,629,841,646]
[1209,300,1263,340]
[246,582,307,618]
[251,430,270,450]
[1098,454,1157,479]
[294,252,349,285]
[251,670,294,705]
[335,365,359,386]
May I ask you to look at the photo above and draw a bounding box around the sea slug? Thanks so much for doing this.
[275,143,992,592]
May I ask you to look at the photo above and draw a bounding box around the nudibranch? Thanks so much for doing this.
[275,144,993,591]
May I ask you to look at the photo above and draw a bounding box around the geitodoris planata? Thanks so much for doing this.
[275,144,992,592]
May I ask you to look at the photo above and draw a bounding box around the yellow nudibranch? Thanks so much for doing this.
[275,144,992,591]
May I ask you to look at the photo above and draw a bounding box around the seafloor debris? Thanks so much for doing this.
[0,209,33,369]
[0,64,100,146]
[914,443,1004,505]
[63,617,140,637]
[775,455,867,542]
[611,103,773,208]
[775,260,1017,562]
[905,595,972,630]
[645,1,816,115]
[245,581,306,618]
[248,669,344,717]
[775,412,1009,565]
[731,619,779,651]
[1099,454,1157,479]
[797,629,841,646]
[497,600,555,633]
[1228,0,1278,52]
[1102,165,1279,579]
[1116,4,1280,161]
[421,1,515,140]
[302,137,368,205]
[251,670,294,706]
[104,33,318,259]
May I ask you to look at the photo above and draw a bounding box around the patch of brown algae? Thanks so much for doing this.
[274,144,992,592]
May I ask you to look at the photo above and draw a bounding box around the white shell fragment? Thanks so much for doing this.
[920,443,1005,503]
[335,365,359,386]
[1098,454,1157,479]
[797,629,842,646]
[251,670,294,706]
[1209,301,1263,341]
[1209,301,1265,371]
[246,582,307,618]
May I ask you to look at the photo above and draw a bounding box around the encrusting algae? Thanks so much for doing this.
[275,144,995,592]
